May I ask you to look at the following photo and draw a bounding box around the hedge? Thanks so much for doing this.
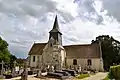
[108,65,120,79]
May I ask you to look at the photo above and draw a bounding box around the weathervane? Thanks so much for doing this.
[55,8,58,16]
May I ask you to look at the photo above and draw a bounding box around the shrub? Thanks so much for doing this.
[108,65,120,79]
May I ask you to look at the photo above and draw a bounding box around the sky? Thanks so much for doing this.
[0,0,120,58]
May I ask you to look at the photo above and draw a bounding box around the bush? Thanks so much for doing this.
[108,65,120,79]
[76,74,89,79]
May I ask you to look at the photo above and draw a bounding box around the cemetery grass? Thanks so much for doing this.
[103,76,109,80]
[102,73,109,80]
[76,73,89,79]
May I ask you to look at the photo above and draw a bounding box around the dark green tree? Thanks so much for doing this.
[92,35,120,71]
[0,37,17,63]
[0,37,11,63]
[16,58,25,67]
[9,54,17,70]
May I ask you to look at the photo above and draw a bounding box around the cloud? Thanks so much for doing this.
[0,0,57,17]
[102,0,120,22]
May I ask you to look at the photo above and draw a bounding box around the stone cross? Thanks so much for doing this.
[21,59,28,80]
[12,60,16,77]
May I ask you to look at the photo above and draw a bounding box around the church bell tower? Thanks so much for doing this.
[49,15,62,45]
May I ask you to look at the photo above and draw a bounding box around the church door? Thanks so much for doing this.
[87,59,92,66]
[87,59,92,70]
[73,59,77,65]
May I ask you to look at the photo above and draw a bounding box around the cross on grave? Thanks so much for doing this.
[12,60,17,77]
[0,61,5,78]
[21,59,28,80]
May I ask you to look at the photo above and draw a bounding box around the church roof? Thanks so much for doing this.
[28,43,101,58]
[64,43,101,58]
[49,15,62,34]
[28,43,47,55]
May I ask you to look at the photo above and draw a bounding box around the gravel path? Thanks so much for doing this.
[79,72,108,80]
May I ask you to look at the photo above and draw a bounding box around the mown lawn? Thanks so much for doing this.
[103,76,109,80]
[76,74,90,79]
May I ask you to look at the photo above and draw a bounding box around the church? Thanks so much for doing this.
[28,15,104,71]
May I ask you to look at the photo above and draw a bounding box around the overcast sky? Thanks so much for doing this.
[0,0,120,58]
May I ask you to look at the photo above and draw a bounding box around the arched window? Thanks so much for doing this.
[73,59,77,65]
[87,59,92,65]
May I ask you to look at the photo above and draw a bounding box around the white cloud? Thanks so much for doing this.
[102,0,120,21]
[0,0,120,58]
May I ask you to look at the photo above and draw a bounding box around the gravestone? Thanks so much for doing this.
[15,66,20,74]
[21,59,28,80]
[37,70,41,77]
[37,64,45,77]
[49,65,54,72]
[12,60,16,77]
[0,61,5,79]
[78,65,81,73]
[19,68,24,76]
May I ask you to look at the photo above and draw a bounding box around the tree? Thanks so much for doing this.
[92,35,120,71]
[0,37,17,64]
[9,54,17,69]
[0,37,11,63]
[16,58,25,67]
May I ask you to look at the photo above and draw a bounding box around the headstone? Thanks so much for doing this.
[15,66,19,74]
[19,68,24,75]
[48,65,54,72]
[21,59,28,80]
[37,70,41,77]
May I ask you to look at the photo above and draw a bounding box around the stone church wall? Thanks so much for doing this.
[29,55,42,68]
[66,58,104,71]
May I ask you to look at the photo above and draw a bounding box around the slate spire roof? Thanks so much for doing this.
[49,15,62,34]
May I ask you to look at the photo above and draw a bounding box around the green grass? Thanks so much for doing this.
[103,73,109,80]
[76,74,89,79]
[103,76,109,80]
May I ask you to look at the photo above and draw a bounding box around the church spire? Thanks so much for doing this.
[49,15,62,45]
[49,15,62,34]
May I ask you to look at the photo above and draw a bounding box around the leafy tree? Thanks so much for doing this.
[92,35,120,71]
[9,54,17,69]
[16,58,25,67]
[0,37,11,63]
[0,37,17,64]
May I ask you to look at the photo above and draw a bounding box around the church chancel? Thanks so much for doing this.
[28,15,104,73]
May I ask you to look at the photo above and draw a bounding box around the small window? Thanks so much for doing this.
[87,59,92,65]
[50,43,52,47]
[73,59,77,65]
[33,56,35,62]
